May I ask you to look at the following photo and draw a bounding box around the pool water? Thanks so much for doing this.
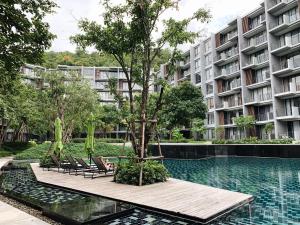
[164,157,300,225]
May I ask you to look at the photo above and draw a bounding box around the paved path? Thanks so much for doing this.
[0,201,50,225]
[0,157,50,225]
[31,163,253,223]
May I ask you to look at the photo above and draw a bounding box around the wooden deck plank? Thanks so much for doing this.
[31,163,253,222]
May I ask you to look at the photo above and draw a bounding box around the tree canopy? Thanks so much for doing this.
[72,0,211,158]
[0,0,56,93]
[160,81,207,131]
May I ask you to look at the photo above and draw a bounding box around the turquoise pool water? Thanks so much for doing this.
[164,157,300,225]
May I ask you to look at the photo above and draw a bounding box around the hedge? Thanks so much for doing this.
[212,138,294,145]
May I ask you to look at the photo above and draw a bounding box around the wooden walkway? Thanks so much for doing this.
[31,163,253,223]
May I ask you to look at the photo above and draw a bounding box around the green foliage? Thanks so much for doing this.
[263,123,275,140]
[39,70,100,142]
[212,138,294,145]
[72,138,124,143]
[0,0,56,93]
[39,155,54,168]
[191,119,206,141]
[215,126,225,139]
[72,0,211,157]
[160,81,207,131]
[172,128,184,141]
[42,49,171,71]
[115,157,169,185]
[14,142,133,160]
[234,116,256,138]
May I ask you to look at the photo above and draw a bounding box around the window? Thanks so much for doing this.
[204,40,211,53]
[195,59,201,71]
[207,113,214,124]
[205,68,213,81]
[205,53,212,66]
[253,68,270,83]
[207,98,214,110]
[206,83,213,95]
[195,45,201,58]
[250,86,272,101]
[250,50,268,64]
[195,73,201,84]
[249,15,261,30]
[220,61,240,74]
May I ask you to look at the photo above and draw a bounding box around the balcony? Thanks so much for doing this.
[216,101,243,111]
[218,80,241,97]
[269,14,300,36]
[271,36,300,56]
[242,37,268,55]
[214,50,239,66]
[245,93,273,106]
[275,82,300,99]
[243,55,269,70]
[277,106,300,121]
[243,15,266,38]
[247,73,271,89]
[273,59,300,77]
[215,68,240,80]
[268,0,298,16]
[256,112,274,124]
[216,32,238,52]
[179,60,191,70]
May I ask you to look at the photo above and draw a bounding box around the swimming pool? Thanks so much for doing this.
[164,157,300,225]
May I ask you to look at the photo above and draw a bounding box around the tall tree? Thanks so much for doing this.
[160,82,207,136]
[0,0,56,93]
[39,70,100,142]
[72,0,211,159]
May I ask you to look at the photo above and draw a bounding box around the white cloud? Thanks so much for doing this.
[46,0,263,52]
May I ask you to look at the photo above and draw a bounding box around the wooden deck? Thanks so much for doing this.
[31,163,253,223]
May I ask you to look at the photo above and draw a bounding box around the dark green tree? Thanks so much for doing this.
[72,0,211,160]
[160,81,207,136]
[0,0,56,93]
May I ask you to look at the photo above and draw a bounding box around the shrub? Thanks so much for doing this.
[71,138,124,143]
[39,155,54,168]
[212,138,294,145]
[115,156,169,185]
[14,142,133,160]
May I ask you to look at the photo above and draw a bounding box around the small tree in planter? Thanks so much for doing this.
[234,116,256,139]
[215,126,225,140]
[263,123,274,140]
[191,119,206,141]
[72,0,211,185]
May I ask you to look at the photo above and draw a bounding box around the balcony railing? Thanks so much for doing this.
[246,93,273,103]
[244,35,267,49]
[215,66,240,78]
[219,79,241,93]
[245,54,269,67]
[275,82,300,94]
[273,58,297,73]
[256,112,274,121]
[269,0,293,9]
[215,48,239,61]
[270,13,300,30]
[251,72,271,85]
[216,100,243,109]
[277,106,300,117]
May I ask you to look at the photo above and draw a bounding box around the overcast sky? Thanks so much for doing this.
[46,0,263,53]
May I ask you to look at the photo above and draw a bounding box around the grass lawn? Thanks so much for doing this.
[13,142,133,160]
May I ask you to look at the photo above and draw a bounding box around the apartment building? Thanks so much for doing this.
[21,64,146,138]
[161,0,300,140]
